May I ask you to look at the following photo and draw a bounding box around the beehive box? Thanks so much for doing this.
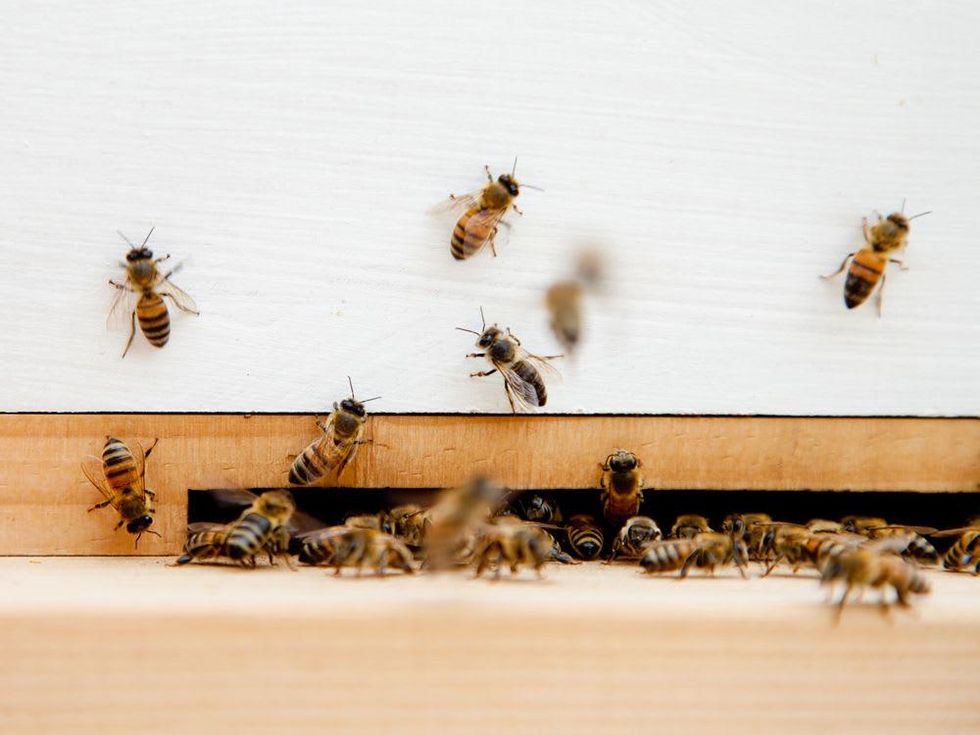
[1,2,978,733]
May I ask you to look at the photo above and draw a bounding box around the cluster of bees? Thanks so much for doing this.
[82,430,977,617]
[107,163,930,413]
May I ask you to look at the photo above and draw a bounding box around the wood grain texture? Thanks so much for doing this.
[0,559,977,734]
[0,413,976,555]
[0,1,978,415]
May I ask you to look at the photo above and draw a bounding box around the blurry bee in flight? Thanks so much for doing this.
[521,493,563,525]
[457,308,561,413]
[821,206,931,315]
[566,514,605,561]
[544,281,584,354]
[608,515,662,562]
[933,526,980,574]
[109,227,199,357]
[81,436,160,546]
[471,520,554,579]
[439,159,541,260]
[821,545,930,620]
[424,476,505,571]
[289,377,379,485]
[599,449,644,529]
[670,514,713,540]
[176,490,296,567]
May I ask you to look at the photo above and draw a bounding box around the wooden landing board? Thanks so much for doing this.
[0,413,977,555]
[0,558,977,734]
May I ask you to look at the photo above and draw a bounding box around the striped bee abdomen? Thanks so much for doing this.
[102,437,138,489]
[226,512,273,560]
[844,250,886,309]
[513,360,547,406]
[568,525,604,560]
[640,540,695,574]
[137,291,170,347]
[451,208,494,260]
[289,439,331,485]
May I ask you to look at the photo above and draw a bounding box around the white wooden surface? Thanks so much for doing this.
[1,1,978,415]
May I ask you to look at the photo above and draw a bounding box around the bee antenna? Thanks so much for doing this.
[360,396,382,403]
[116,230,137,249]
[455,327,480,336]
[520,184,544,192]
[512,156,518,176]
[901,198,907,214]
[140,226,155,248]
[479,305,486,331]
[908,210,933,220]
[347,375,355,399]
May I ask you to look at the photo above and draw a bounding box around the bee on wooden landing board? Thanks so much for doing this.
[176,490,296,567]
[639,533,749,578]
[297,526,415,576]
[599,449,644,529]
[565,514,605,561]
[81,436,160,547]
[471,519,555,579]
[820,544,930,620]
[933,526,980,574]
[821,206,930,316]
[608,515,661,562]
[109,227,199,357]
[457,308,561,413]
[289,377,380,485]
[436,159,542,260]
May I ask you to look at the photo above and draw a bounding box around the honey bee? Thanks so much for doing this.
[638,538,697,574]
[521,493,563,525]
[389,504,430,548]
[759,524,860,577]
[441,160,541,260]
[821,546,930,619]
[640,533,748,577]
[821,207,930,315]
[721,513,772,560]
[565,514,605,560]
[841,516,939,564]
[670,514,713,539]
[176,490,296,567]
[544,281,584,353]
[424,476,505,571]
[457,309,561,413]
[471,520,554,579]
[599,449,644,528]
[288,377,379,485]
[109,227,199,357]
[608,515,661,562]
[81,436,160,546]
[933,527,980,574]
[299,526,415,576]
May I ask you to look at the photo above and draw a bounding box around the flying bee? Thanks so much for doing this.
[670,514,713,540]
[471,520,554,579]
[565,514,605,560]
[424,476,505,571]
[821,207,931,315]
[438,159,541,260]
[932,527,980,574]
[520,493,563,525]
[175,490,295,567]
[288,377,379,485]
[821,546,930,619]
[599,449,644,529]
[457,308,561,413]
[81,436,160,546]
[544,280,584,353]
[108,227,199,357]
[608,515,661,562]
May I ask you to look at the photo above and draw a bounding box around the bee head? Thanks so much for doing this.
[126,515,154,534]
[340,397,366,417]
[126,247,153,262]
[628,519,659,546]
[608,450,638,472]
[256,490,296,522]
[886,212,910,231]
[497,174,520,197]
[478,326,502,348]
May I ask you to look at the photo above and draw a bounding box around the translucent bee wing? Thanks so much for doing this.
[521,350,563,382]
[868,524,938,536]
[80,455,115,505]
[106,280,138,332]
[428,190,482,216]
[156,276,199,314]
[498,363,544,410]
[932,526,980,538]
[186,521,229,534]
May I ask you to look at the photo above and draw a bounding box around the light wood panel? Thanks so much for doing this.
[0,413,976,556]
[0,559,977,734]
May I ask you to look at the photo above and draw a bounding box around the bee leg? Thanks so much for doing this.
[511,203,524,216]
[863,217,875,243]
[484,165,493,182]
[834,585,852,624]
[762,555,782,577]
[466,352,486,359]
[155,253,172,265]
[889,258,910,271]
[113,519,125,531]
[121,309,137,358]
[820,252,855,280]
[87,500,112,512]
[679,550,700,578]
[469,369,497,378]
[489,230,498,257]
[876,272,887,318]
